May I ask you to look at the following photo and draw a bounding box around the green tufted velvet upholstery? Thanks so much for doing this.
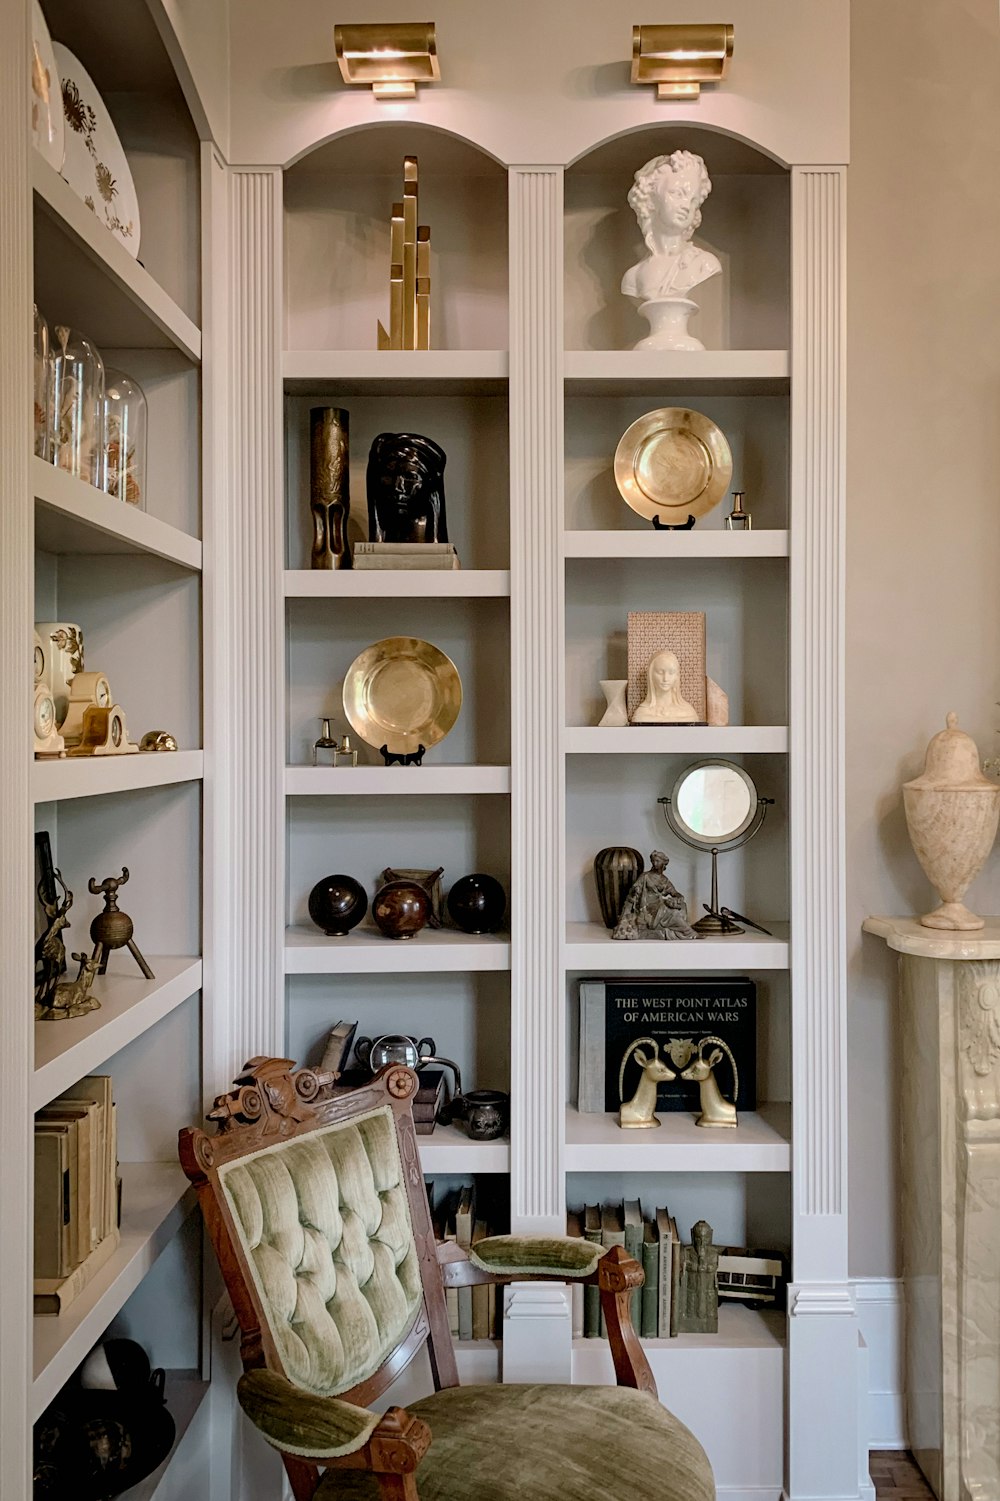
[470,1234,606,1278]
[217,1106,422,1396]
[313,1384,715,1501]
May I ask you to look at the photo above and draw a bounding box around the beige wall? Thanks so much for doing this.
[847,0,1000,1275]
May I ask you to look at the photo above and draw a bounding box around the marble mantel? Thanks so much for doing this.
[864,915,1000,1501]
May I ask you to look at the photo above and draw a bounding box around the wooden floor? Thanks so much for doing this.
[871,1451,934,1499]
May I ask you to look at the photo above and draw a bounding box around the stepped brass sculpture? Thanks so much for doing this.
[378,157,431,350]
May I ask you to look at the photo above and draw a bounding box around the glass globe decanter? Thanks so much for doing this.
[101,368,147,509]
[50,325,105,486]
[33,304,50,460]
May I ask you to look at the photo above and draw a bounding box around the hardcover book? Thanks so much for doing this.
[578,977,756,1115]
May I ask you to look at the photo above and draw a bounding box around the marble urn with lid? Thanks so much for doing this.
[903,712,1000,930]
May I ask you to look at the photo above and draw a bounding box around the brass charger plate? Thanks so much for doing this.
[342,637,462,755]
[613,407,733,523]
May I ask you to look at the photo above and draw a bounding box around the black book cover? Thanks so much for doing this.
[604,978,756,1113]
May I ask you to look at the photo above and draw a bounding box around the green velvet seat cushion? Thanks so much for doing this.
[315,1383,714,1501]
[470,1234,606,1278]
[238,1368,379,1459]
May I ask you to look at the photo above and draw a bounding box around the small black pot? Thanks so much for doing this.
[307,874,368,937]
[447,873,506,934]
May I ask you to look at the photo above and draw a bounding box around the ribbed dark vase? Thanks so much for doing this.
[593,847,644,930]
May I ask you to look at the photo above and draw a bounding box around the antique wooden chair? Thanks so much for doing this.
[179,1056,715,1501]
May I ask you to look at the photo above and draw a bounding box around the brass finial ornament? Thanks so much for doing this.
[631,24,734,101]
[378,158,431,350]
[334,22,439,100]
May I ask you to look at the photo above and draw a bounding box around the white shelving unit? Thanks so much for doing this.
[0,6,212,1497]
[284,568,511,599]
[564,922,790,972]
[285,765,511,796]
[285,926,512,975]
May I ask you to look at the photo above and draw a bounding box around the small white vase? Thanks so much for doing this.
[634,298,703,352]
[903,712,1000,931]
[598,680,628,727]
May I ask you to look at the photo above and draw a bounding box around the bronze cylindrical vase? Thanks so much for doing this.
[310,407,352,569]
[593,847,644,930]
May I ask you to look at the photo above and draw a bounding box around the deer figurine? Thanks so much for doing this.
[37,951,103,1022]
[618,1037,676,1129]
[680,1036,739,1128]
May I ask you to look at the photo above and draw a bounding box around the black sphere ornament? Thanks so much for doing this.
[307,874,368,937]
[447,873,506,934]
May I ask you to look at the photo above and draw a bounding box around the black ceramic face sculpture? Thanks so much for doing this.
[367,432,448,544]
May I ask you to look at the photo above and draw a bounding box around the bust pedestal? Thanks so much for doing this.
[864,916,1000,1500]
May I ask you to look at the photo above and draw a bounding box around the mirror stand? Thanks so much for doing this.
[657,790,772,937]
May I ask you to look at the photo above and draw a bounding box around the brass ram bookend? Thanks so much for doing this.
[618,1037,676,1129]
[680,1036,738,1128]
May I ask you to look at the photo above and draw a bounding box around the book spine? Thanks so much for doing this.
[623,1218,644,1332]
[33,1227,121,1315]
[583,1215,601,1338]
[641,1236,659,1339]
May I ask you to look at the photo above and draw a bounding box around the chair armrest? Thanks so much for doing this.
[469,1233,607,1279]
[237,1368,381,1459]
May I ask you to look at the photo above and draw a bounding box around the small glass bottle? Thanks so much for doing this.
[33,304,50,460]
[50,325,105,486]
[101,367,147,508]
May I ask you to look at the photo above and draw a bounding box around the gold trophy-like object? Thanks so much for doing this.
[378,157,431,350]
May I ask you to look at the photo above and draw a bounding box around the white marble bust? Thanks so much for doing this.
[631,650,698,724]
[621,150,721,304]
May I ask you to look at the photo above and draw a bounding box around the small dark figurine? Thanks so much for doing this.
[652,513,696,530]
[89,869,154,980]
[673,1219,720,1334]
[310,407,352,570]
[367,432,448,544]
[380,742,426,766]
[34,868,73,1010]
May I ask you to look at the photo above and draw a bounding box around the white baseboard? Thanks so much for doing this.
[852,1278,906,1450]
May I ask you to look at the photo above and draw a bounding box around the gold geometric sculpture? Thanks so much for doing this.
[378,157,431,350]
[630,23,734,100]
[334,22,439,100]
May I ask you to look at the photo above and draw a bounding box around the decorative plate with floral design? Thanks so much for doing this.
[31,2,64,169]
[54,43,140,257]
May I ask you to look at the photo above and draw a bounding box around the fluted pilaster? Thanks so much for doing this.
[508,168,564,1232]
[0,7,34,1497]
[205,166,284,1085]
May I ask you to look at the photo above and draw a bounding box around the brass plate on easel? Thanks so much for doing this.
[613,407,733,523]
[342,637,462,755]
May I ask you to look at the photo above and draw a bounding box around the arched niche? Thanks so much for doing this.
[283,123,508,352]
[564,124,790,353]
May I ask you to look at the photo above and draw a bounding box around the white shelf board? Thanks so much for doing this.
[129,1371,210,1501]
[286,765,511,796]
[283,350,508,395]
[284,569,510,598]
[285,925,511,974]
[572,1305,786,1359]
[33,153,201,362]
[33,458,202,569]
[32,1163,196,1418]
[565,1103,791,1173]
[564,349,789,396]
[33,958,202,1111]
[564,726,789,755]
[564,921,790,972]
[33,749,204,804]
[563,530,789,561]
[418,1124,510,1173]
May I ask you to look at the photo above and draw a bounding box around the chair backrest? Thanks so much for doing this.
[179,1057,458,1405]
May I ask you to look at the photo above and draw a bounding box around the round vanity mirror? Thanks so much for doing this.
[673,761,757,847]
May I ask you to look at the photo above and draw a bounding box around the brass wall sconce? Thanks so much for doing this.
[631,23,734,100]
[334,22,440,100]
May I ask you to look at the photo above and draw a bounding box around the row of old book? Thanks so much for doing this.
[569,1202,682,1340]
[428,1182,500,1340]
[34,1075,120,1316]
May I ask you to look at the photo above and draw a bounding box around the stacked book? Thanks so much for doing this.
[34,1076,119,1314]
[568,1201,680,1340]
[413,1068,446,1135]
[354,542,460,571]
[429,1181,499,1340]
